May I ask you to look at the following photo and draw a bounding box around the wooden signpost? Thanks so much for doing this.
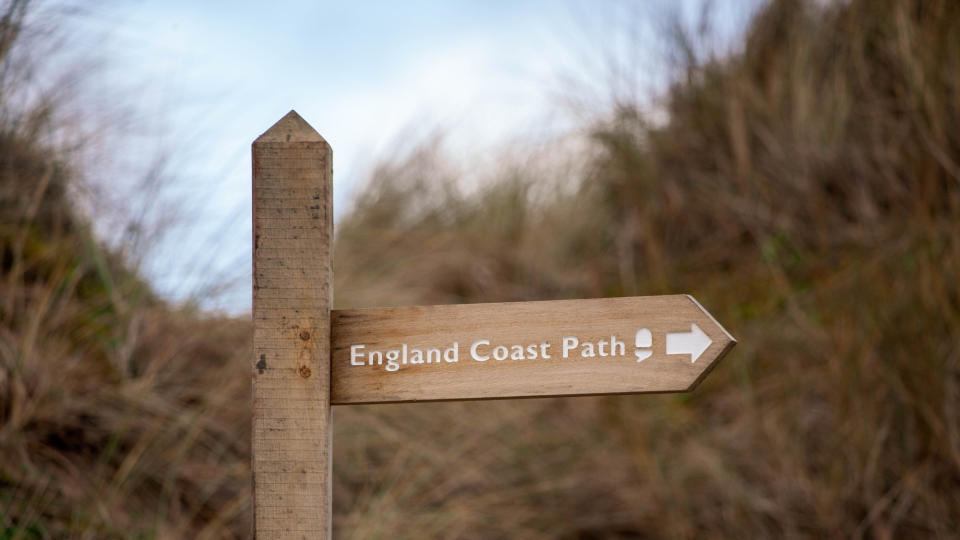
[252,111,736,538]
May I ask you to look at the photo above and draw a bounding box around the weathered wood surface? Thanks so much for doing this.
[252,111,332,539]
[331,295,735,404]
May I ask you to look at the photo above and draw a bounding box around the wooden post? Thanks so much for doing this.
[252,111,332,538]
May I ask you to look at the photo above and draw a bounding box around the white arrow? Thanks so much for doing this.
[666,323,713,363]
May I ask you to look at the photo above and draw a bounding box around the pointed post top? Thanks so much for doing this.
[254,110,328,144]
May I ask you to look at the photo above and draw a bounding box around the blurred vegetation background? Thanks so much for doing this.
[2,0,959,537]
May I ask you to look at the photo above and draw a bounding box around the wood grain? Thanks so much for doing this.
[331,295,735,404]
[252,111,332,538]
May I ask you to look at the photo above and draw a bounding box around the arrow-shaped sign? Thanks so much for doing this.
[327,295,735,404]
[666,323,713,363]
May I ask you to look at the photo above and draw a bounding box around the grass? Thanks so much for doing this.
[2,0,960,537]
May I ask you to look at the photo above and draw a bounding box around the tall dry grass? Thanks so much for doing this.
[0,3,250,538]
[1,0,959,538]
[333,0,960,537]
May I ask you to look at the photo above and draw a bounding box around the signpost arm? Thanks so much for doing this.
[252,111,333,538]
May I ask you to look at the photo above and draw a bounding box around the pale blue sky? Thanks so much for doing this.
[47,1,757,312]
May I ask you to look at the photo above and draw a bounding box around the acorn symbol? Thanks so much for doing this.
[634,328,653,362]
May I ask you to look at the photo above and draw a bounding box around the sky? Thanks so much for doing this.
[42,1,755,313]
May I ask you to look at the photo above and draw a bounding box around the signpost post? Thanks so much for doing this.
[252,111,333,538]
[251,111,736,538]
